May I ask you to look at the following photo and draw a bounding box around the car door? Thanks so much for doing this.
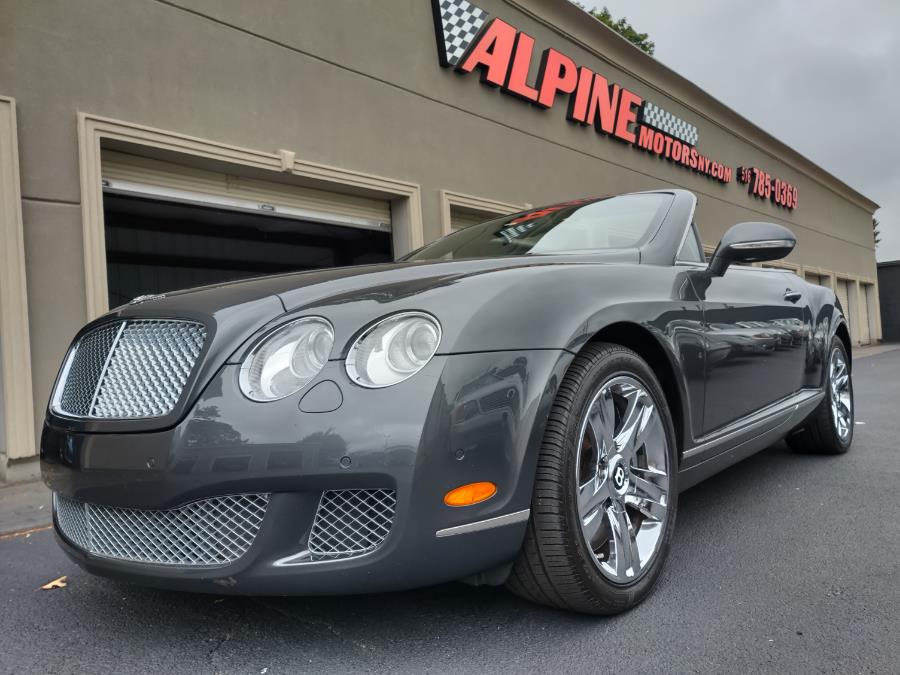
[699,266,806,434]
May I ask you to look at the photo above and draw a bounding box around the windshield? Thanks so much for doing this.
[407,193,671,261]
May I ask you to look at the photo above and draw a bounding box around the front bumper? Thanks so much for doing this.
[41,349,571,594]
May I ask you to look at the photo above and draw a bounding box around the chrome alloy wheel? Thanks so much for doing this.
[829,347,852,441]
[575,376,670,584]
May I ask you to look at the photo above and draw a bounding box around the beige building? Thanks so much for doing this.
[0,0,880,482]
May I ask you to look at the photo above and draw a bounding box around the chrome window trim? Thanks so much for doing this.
[673,193,700,264]
[676,223,705,264]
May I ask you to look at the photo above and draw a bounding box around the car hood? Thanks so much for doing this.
[277,250,639,311]
[60,249,645,434]
[105,248,642,366]
[115,249,639,319]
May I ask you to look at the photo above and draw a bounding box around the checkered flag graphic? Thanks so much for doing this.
[640,101,700,146]
[432,0,489,67]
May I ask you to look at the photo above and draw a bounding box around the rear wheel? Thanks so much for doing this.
[787,338,853,454]
[507,342,677,614]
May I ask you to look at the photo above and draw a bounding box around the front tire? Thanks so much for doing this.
[507,342,678,614]
[787,338,853,454]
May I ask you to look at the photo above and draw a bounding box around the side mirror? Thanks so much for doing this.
[707,222,796,277]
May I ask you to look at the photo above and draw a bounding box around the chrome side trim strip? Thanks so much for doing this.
[273,547,380,567]
[435,508,530,538]
[684,389,824,460]
[730,239,795,250]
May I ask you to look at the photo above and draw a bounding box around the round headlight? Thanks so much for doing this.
[346,312,442,388]
[239,317,334,401]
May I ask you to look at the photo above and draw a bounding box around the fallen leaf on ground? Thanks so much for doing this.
[40,576,68,590]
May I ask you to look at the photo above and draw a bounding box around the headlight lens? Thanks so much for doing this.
[239,317,334,401]
[346,312,442,388]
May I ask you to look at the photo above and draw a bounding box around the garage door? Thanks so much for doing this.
[100,150,393,307]
[836,279,854,343]
[865,284,878,343]
[450,204,509,231]
[805,272,828,287]
[858,284,871,345]
[102,150,391,229]
[450,206,487,231]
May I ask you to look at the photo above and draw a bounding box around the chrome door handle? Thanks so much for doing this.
[784,289,802,303]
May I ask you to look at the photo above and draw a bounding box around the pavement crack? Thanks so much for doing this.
[0,524,53,541]
[251,598,378,655]
[206,631,231,671]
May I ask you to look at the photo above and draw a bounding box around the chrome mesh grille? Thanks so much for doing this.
[307,489,396,561]
[58,323,120,416]
[54,319,206,419]
[53,493,269,566]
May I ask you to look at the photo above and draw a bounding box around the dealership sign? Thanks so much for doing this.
[431,0,797,209]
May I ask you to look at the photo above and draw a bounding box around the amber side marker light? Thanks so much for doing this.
[444,482,497,507]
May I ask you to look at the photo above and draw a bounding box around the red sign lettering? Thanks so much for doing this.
[436,6,803,201]
[457,18,516,87]
[535,49,578,109]
[577,72,621,136]
[504,32,539,101]
[737,166,798,209]
[614,90,642,144]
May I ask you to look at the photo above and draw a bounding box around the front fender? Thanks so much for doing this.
[803,281,849,387]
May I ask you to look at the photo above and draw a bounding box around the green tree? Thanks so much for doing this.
[573,3,655,56]
[873,217,881,246]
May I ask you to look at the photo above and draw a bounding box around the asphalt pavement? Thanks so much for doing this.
[2,349,898,674]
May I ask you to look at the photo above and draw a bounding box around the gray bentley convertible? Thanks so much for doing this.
[41,189,853,614]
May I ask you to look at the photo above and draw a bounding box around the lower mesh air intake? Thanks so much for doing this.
[53,493,269,566]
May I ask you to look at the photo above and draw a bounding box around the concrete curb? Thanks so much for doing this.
[0,480,51,536]
[854,343,900,359]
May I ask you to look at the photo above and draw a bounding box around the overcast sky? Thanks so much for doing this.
[592,0,900,262]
